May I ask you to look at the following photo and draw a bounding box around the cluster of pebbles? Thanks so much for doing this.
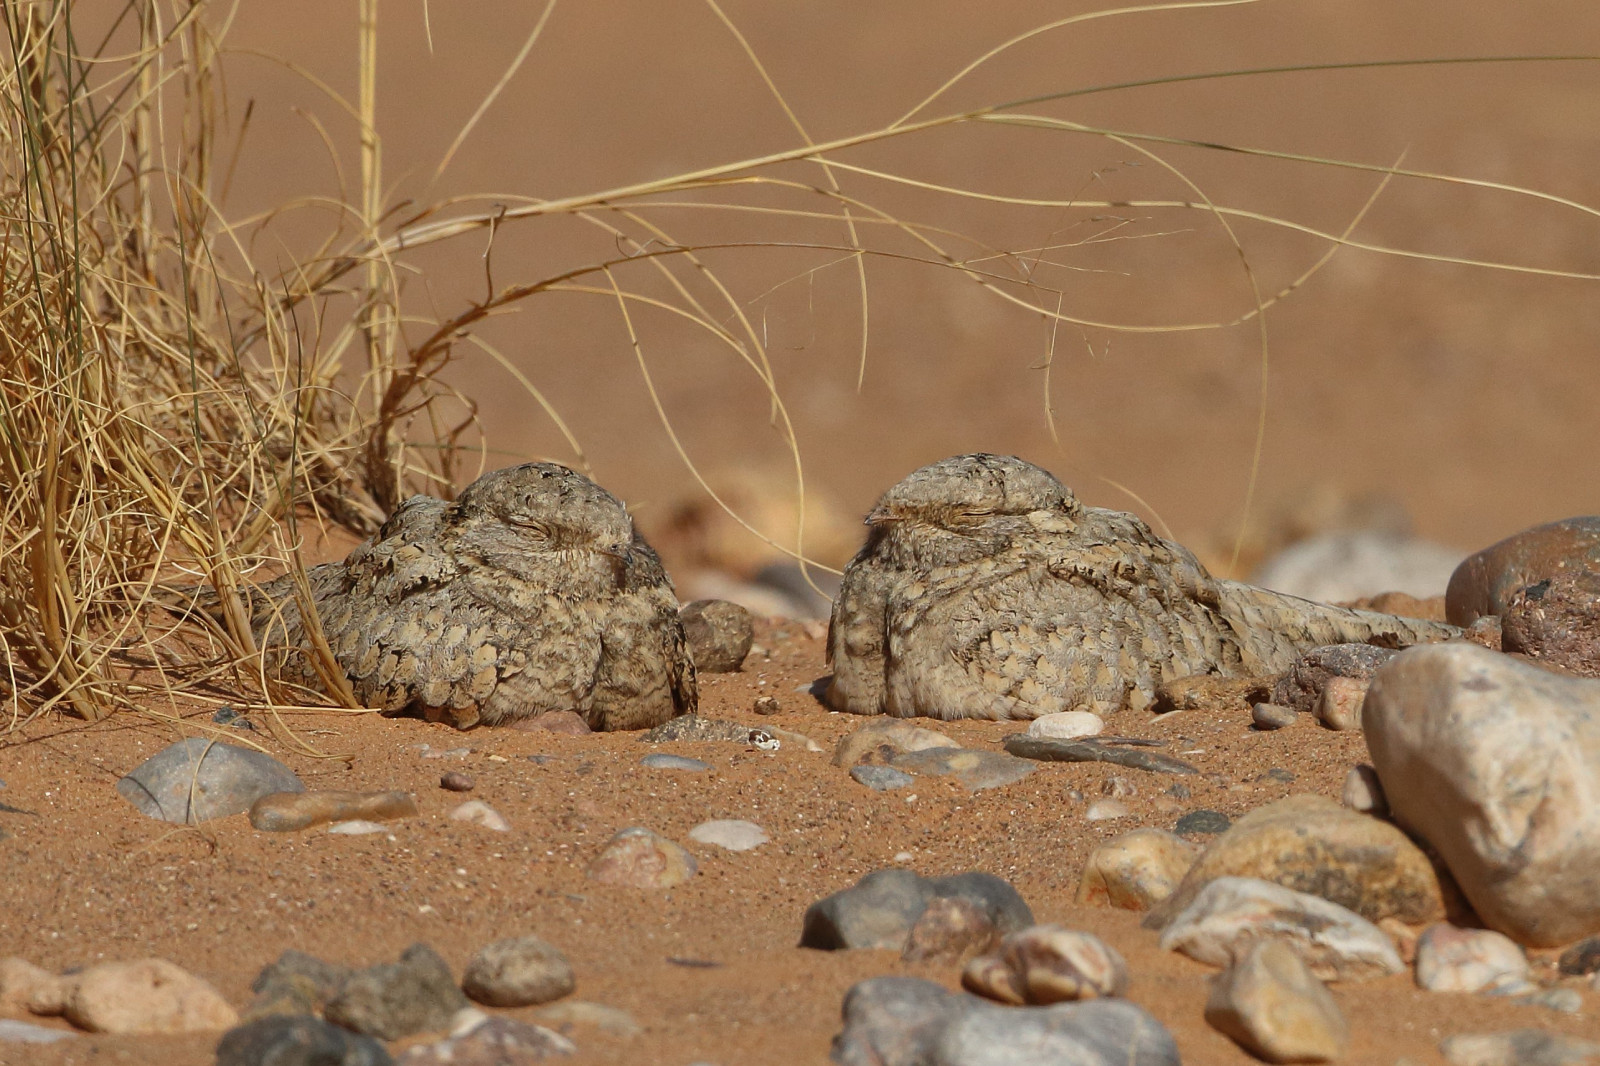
[2,511,1599,1063]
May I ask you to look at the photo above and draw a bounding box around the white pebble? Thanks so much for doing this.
[450,800,510,832]
[688,819,769,852]
[328,820,388,835]
[1027,711,1105,740]
[1085,799,1131,822]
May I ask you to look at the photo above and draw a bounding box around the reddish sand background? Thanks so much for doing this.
[208,0,1600,572]
[5,3,1600,1064]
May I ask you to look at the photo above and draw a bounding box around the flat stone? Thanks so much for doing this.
[586,828,696,888]
[902,898,1000,964]
[323,944,470,1041]
[1158,876,1406,982]
[931,997,1180,1066]
[1077,829,1200,911]
[961,925,1127,1005]
[833,719,959,768]
[1026,711,1104,740]
[462,937,574,1008]
[1416,924,1529,993]
[251,790,418,832]
[679,599,754,673]
[117,739,303,824]
[1003,735,1198,775]
[59,958,238,1034]
[1205,939,1348,1064]
[1252,702,1298,730]
[1364,643,1600,946]
[0,1019,76,1044]
[889,748,1035,791]
[530,1000,640,1039]
[688,819,769,851]
[449,800,510,831]
[1502,570,1600,677]
[1441,1029,1600,1066]
[1146,794,1446,929]
[831,977,1179,1066]
[1446,516,1600,626]
[1273,643,1399,713]
[851,765,916,791]
[1314,675,1367,730]
[216,1015,393,1066]
[1175,809,1231,836]
[640,753,711,772]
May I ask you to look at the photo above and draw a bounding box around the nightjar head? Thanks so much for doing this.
[863,453,1079,566]
[454,461,636,557]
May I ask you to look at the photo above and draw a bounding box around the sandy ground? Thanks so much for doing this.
[3,616,1598,1066]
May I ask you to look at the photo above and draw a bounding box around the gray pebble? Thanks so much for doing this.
[1440,1029,1600,1066]
[323,943,469,1041]
[801,869,1031,953]
[1175,810,1232,836]
[117,738,303,824]
[851,765,915,791]
[1251,702,1297,730]
[216,1015,392,1066]
[1003,735,1197,775]
[640,753,711,772]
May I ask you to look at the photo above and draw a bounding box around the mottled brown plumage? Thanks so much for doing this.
[825,454,1459,721]
[235,462,696,730]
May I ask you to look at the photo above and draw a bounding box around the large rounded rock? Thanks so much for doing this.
[61,958,238,1034]
[585,828,697,889]
[1446,516,1600,626]
[461,937,574,1008]
[1363,642,1600,947]
[1145,794,1447,929]
[117,739,303,824]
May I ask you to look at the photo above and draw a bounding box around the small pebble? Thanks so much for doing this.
[461,936,575,1008]
[1262,767,1295,783]
[421,747,474,760]
[1175,809,1232,835]
[640,753,711,772]
[587,828,697,888]
[1026,711,1105,740]
[440,772,475,792]
[212,707,257,731]
[1251,702,1297,730]
[850,765,915,791]
[1315,675,1368,731]
[688,819,769,852]
[1101,776,1137,798]
[753,696,781,715]
[1341,765,1388,815]
[328,820,389,836]
[1085,799,1130,822]
[449,801,510,832]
